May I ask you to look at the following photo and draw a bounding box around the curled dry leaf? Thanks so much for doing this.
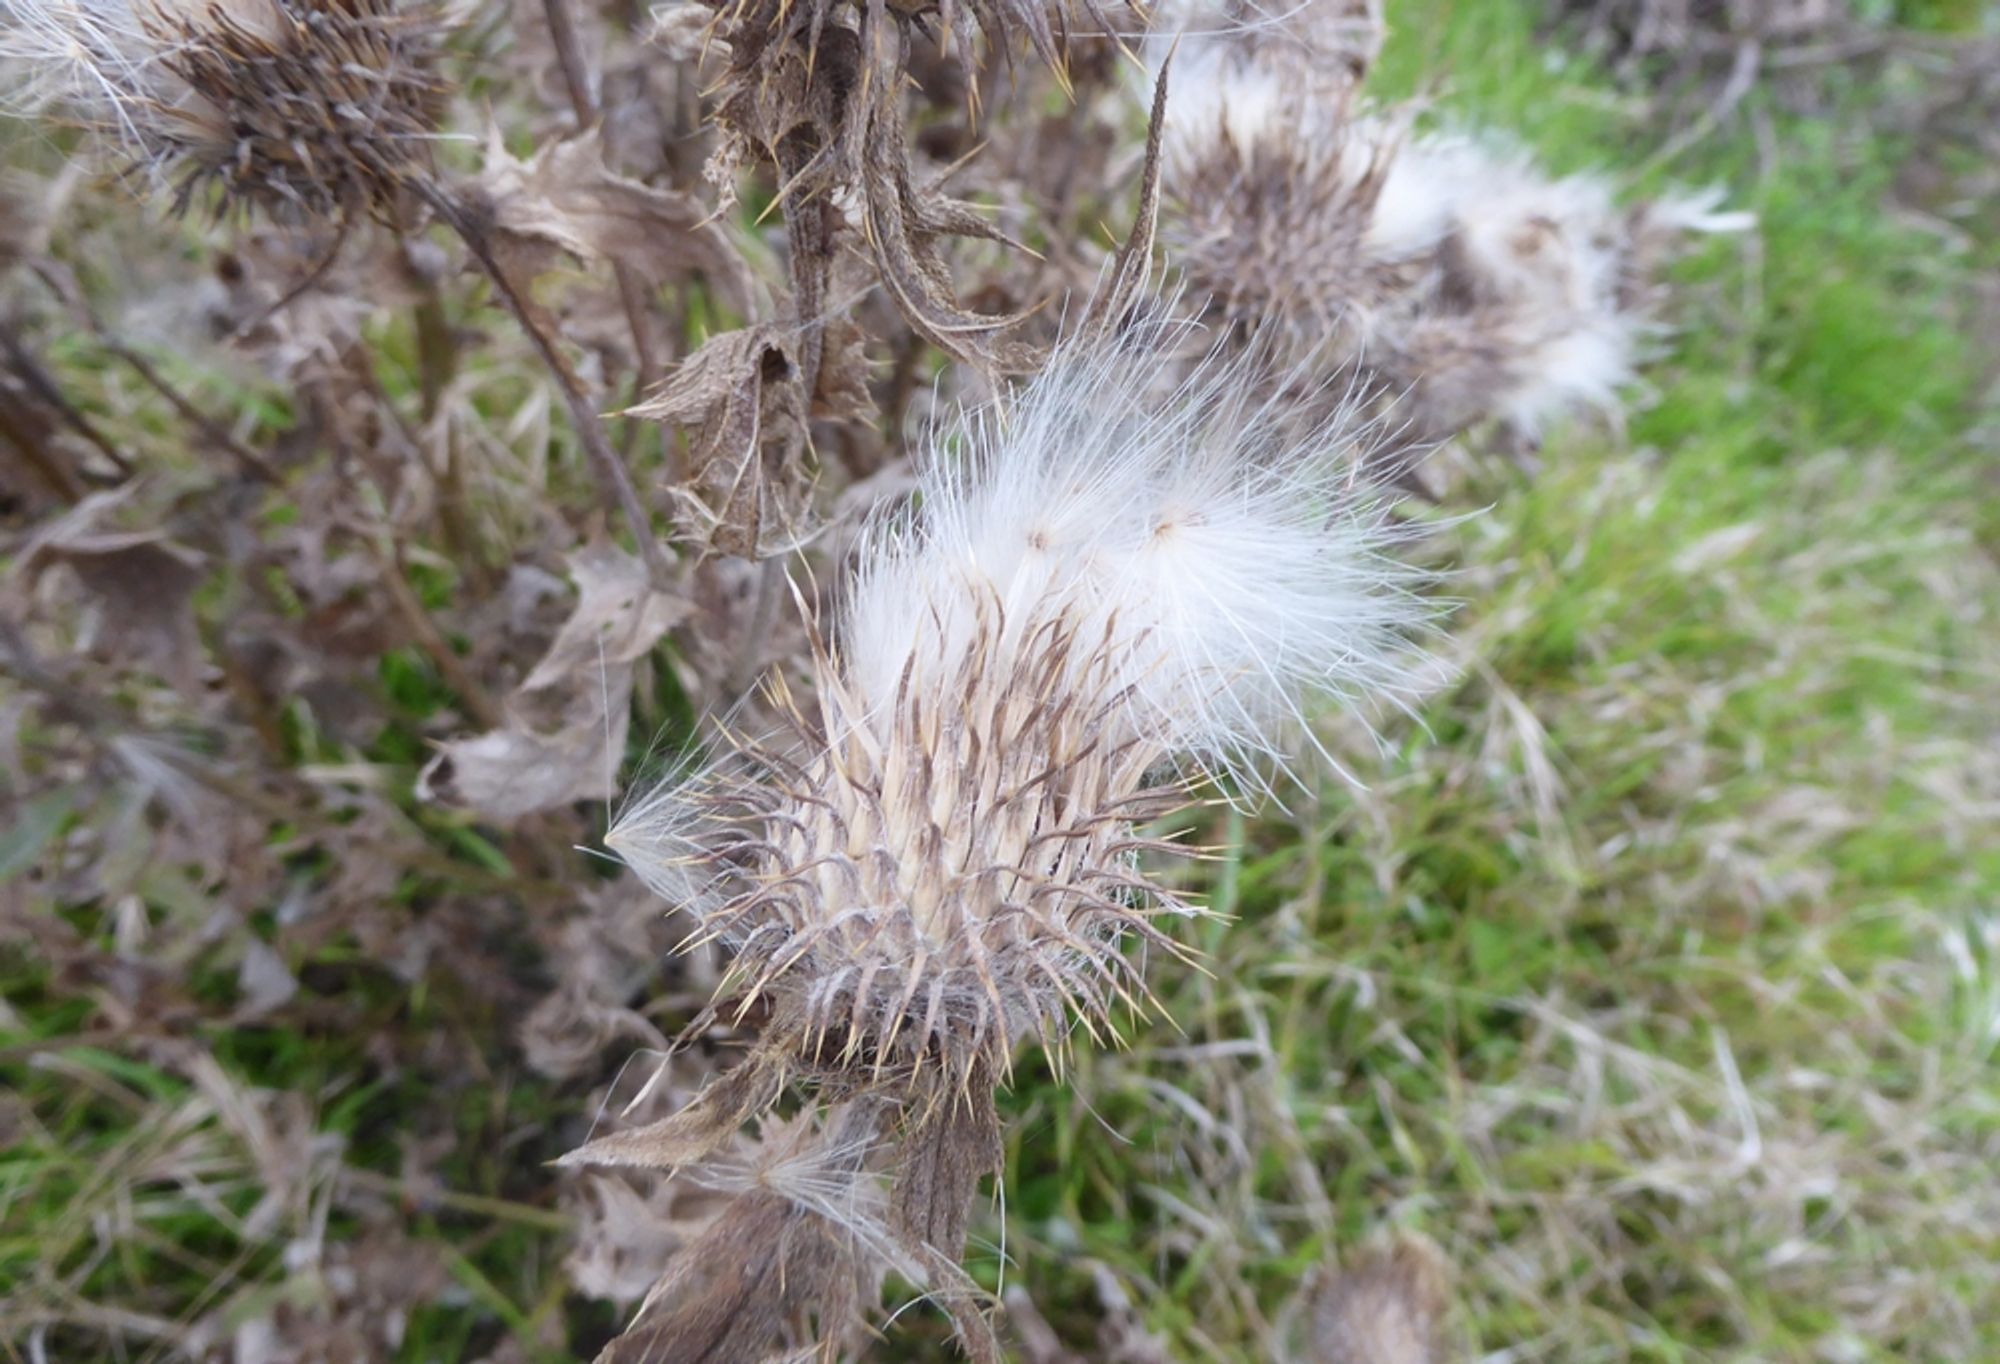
[418,543,688,822]
[560,1045,741,1307]
[595,1191,861,1364]
[626,318,872,558]
[468,125,756,313]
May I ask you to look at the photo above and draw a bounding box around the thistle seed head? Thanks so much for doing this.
[609,325,1431,1092]
[1149,1,1750,445]
[1,0,447,218]
[1148,0,1383,180]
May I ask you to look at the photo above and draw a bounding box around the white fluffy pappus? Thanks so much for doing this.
[1,0,253,129]
[1378,132,1752,437]
[838,325,1433,782]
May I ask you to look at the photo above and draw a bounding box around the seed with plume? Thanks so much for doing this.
[0,0,447,217]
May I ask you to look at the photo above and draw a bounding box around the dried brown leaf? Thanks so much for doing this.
[558,1052,785,1171]
[470,126,755,312]
[418,543,689,821]
[593,1191,861,1364]
[626,323,856,557]
[565,1171,730,1305]
[18,489,209,693]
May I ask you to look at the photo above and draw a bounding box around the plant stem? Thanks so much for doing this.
[370,535,508,731]
[33,260,279,485]
[537,0,663,392]
[0,322,131,478]
[416,181,670,586]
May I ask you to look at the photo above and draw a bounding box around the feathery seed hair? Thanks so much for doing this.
[0,0,447,217]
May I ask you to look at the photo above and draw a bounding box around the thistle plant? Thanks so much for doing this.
[560,322,1432,1357]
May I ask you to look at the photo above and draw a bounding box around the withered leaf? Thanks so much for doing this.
[626,323,844,558]
[19,488,209,694]
[557,1052,785,1171]
[470,126,755,313]
[593,1191,861,1364]
[517,541,687,690]
[564,1170,729,1305]
[418,543,688,822]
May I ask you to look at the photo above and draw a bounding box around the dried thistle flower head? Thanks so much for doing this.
[606,329,1428,1099]
[0,0,446,217]
[1365,134,1751,440]
[569,321,1432,1358]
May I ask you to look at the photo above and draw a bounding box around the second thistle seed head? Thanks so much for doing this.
[4,0,446,217]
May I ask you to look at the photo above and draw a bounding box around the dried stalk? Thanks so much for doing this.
[415,180,671,586]
[537,0,664,389]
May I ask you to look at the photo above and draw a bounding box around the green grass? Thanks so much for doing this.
[3,1,1996,1360]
